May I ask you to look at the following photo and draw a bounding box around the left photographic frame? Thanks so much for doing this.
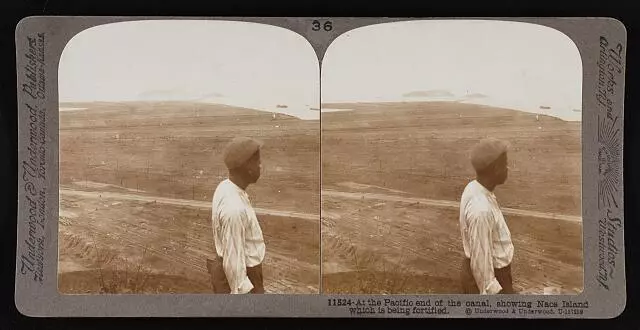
[56,20,321,295]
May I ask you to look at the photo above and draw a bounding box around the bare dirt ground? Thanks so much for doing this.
[321,102,583,295]
[58,101,320,294]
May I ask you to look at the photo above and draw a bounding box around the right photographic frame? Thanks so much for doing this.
[320,20,584,296]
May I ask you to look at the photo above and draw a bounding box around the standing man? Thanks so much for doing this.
[459,138,515,294]
[207,137,266,294]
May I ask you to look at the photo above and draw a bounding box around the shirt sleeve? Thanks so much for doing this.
[219,209,254,294]
[467,209,503,295]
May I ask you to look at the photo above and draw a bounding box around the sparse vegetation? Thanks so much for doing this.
[91,237,153,294]
[349,249,414,294]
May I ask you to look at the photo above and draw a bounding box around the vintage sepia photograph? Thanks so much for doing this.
[57,20,321,294]
[12,14,628,318]
[320,20,583,295]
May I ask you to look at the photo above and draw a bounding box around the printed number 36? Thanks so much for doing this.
[312,20,333,31]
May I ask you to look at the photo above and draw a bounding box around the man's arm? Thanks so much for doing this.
[467,210,502,294]
[219,209,254,294]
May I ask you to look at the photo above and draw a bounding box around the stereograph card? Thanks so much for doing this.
[14,16,626,318]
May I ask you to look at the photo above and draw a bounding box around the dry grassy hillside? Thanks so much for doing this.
[60,101,320,214]
[321,101,581,216]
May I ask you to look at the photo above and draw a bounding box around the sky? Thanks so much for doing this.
[321,20,583,121]
[59,20,583,122]
[58,20,321,120]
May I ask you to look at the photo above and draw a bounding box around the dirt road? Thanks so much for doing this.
[61,188,580,223]
[60,188,319,221]
[322,190,582,223]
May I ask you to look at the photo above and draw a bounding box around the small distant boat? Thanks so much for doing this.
[276,104,288,108]
[309,107,320,111]
[539,105,551,110]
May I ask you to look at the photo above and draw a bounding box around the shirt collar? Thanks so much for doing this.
[473,179,496,199]
[226,178,249,198]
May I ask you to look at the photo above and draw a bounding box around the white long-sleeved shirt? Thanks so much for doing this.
[211,179,266,294]
[459,180,514,294]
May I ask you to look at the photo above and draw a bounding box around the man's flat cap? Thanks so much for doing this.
[223,137,263,169]
[470,138,509,172]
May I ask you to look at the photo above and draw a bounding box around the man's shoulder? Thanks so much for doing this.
[461,181,484,202]
[461,180,478,195]
[463,188,493,219]
[467,195,493,215]
[213,181,245,209]
[213,180,239,200]
[213,179,232,193]
[215,194,247,216]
